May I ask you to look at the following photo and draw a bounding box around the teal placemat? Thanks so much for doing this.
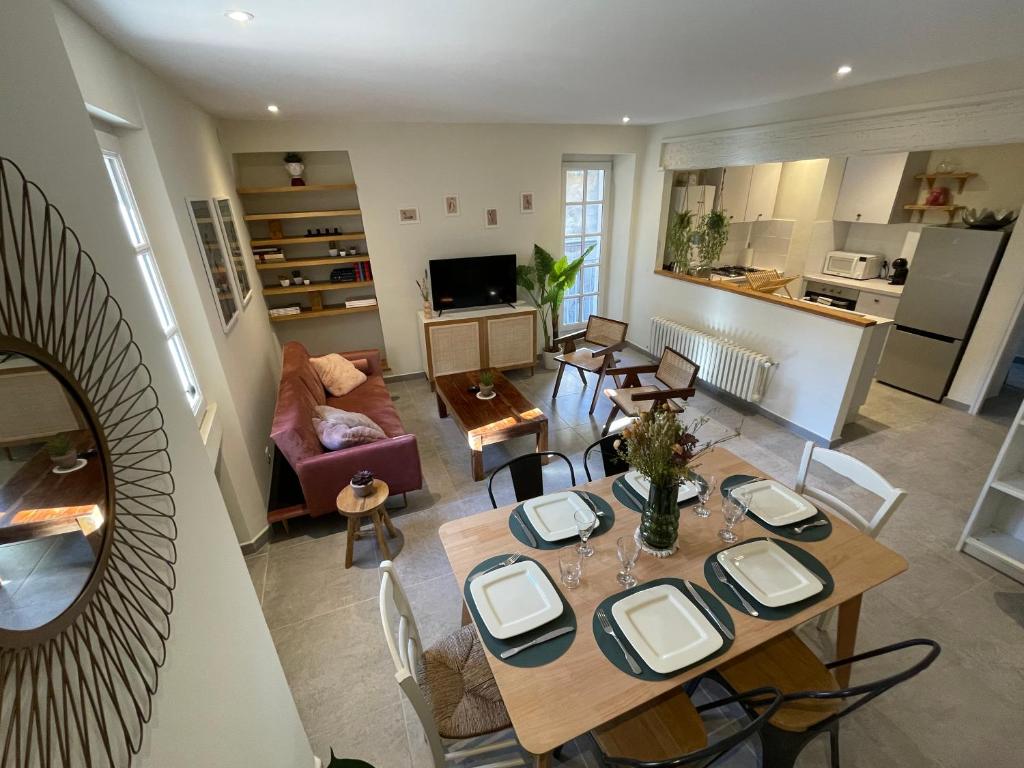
[720,474,832,542]
[703,537,834,621]
[591,578,734,680]
[463,554,576,667]
[612,476,700,514]
[508,491,615,550]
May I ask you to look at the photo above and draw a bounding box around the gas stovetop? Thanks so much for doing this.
[710,265,758,278]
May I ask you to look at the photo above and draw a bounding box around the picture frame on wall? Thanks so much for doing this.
[520,192,534,214]
[484,207,499,228]
[213,197,253,306]
[398,207,420,225]
[444,194,460,217]
[186,197,241,333]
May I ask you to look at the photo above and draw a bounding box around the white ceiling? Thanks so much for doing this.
[66,0,1024,124]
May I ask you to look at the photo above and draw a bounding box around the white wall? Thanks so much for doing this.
[219,120,646,374]
[54,3,281,545]
[1,2,311,766]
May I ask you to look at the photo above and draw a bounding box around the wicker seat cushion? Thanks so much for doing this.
[605,386,681,415]
[416,624,511,740]
[556,348,611,372]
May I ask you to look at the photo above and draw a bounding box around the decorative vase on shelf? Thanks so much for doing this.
[639,480,681,556]
[283,152,305,186]
[422,299,432,318]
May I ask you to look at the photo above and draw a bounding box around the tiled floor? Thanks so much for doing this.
[245,349,1024,767]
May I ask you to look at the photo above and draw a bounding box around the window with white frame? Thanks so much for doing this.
[561,162,610,329]
[100,147,204,416]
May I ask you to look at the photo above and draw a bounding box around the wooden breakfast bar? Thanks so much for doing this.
[439,447,908,766]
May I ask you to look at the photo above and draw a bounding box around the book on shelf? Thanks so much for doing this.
[268,306,302,317]
[345,297,378,308]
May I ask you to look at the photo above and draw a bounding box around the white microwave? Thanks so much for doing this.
[823,251,883,280]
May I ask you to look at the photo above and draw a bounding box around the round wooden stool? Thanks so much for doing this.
[336,480,397,568]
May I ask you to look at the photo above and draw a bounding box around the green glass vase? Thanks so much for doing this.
[640,480,680,553]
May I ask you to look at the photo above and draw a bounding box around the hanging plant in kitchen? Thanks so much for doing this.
[692,209,730,276]
[665,209,693,273]
[616,403,729,556]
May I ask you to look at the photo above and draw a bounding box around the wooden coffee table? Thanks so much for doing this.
[434,369,548,481]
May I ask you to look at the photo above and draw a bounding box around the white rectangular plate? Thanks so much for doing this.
[625,470,699,504]
[611,584,723,674]
[730,479,817,526]
[717,539,823,608]
[469,560,564,639]
[522,491,594,542]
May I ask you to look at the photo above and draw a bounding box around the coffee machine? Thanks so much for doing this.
[889,257,909,285]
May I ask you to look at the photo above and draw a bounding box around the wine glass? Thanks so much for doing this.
[617,535,641,589]
[695,474,716,518]
[575,509,597,558]
[559,547,582,589]
[719,495,745,543]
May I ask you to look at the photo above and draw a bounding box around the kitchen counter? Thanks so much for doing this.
[803,272,904,296]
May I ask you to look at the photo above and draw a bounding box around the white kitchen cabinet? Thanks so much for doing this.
[855,292,900,320]
[833,152,929,224]
[746,163,783,221]
[720,165,753,223]
[718,163,781,222]
[670,184,716,217]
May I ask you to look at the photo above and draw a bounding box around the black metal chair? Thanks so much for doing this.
[582,432,629,482]
[487,451,576,509]
[716,631,941,768]
[591,686,783,767]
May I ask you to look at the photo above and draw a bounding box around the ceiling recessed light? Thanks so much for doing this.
[836,64,853,77]
[266,104,279,114]
[621,115,631,124]
[225,10,254,22]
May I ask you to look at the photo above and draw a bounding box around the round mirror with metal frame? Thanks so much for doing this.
[0,155,177,766]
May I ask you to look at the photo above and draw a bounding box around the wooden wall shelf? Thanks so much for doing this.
[915,171,977,193]
[237,183,357,194]
[255,256,368,271]
[252,233,366,247]
[264,280,372,296]
[244,209,361,221]
[904,204,964,223]
[269,304,378,323]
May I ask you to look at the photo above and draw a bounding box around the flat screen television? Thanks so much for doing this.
[429,254,517,313]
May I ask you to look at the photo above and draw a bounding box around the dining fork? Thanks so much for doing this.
[596,608,642,675]
[793,519,828,534]
[711,561,760,617]
[469,553,522,582]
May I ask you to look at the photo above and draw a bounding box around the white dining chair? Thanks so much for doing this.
[794,441,906,629]
[378,561,525,768]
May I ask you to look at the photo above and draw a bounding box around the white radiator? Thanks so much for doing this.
[649,317,776,403]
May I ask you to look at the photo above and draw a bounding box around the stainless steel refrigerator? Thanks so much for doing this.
[876,226,1009,401]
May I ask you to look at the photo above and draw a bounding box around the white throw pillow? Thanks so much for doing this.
[313,417,385,450]
[309,353,367,396]
[314,405,384,433]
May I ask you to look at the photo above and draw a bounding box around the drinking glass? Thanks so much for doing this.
[719,495,745,543]
[695,474,716,519]
[616,535,641,589]
[559,547,582,589]
[575,509,598,558]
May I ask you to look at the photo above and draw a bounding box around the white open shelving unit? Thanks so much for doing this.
[958,396,1024,583]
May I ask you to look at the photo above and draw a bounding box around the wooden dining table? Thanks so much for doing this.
[438,446,908,767]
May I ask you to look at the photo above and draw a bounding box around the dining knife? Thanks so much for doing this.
[513,511,538,548]
[499,626,575,659]
[683,580,734,641]
[573,490,604,517]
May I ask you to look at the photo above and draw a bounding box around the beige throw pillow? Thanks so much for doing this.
[314,405,384,433]
[309,353,367,396]
[313,417,386,450]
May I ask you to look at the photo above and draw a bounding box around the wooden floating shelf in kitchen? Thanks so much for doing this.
[254,256,368,271]
[252,232,366,247]
[903,204,964,223]
[263,280,373,296]
[244,208,361,221]
[269,304,378,323]
[914,171,977,193]
[237,183,357,194]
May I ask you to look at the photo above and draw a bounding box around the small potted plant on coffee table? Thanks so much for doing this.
[350,469,375,498]
[478,369,495,398]
[46,433,78,470]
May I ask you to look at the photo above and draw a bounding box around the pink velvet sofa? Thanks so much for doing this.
[268,342,422,520]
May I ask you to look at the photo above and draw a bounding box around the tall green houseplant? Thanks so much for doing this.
[665,210,693,272]
[516,243,591,353]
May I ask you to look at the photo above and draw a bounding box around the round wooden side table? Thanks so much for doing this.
[336,480,397,568]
